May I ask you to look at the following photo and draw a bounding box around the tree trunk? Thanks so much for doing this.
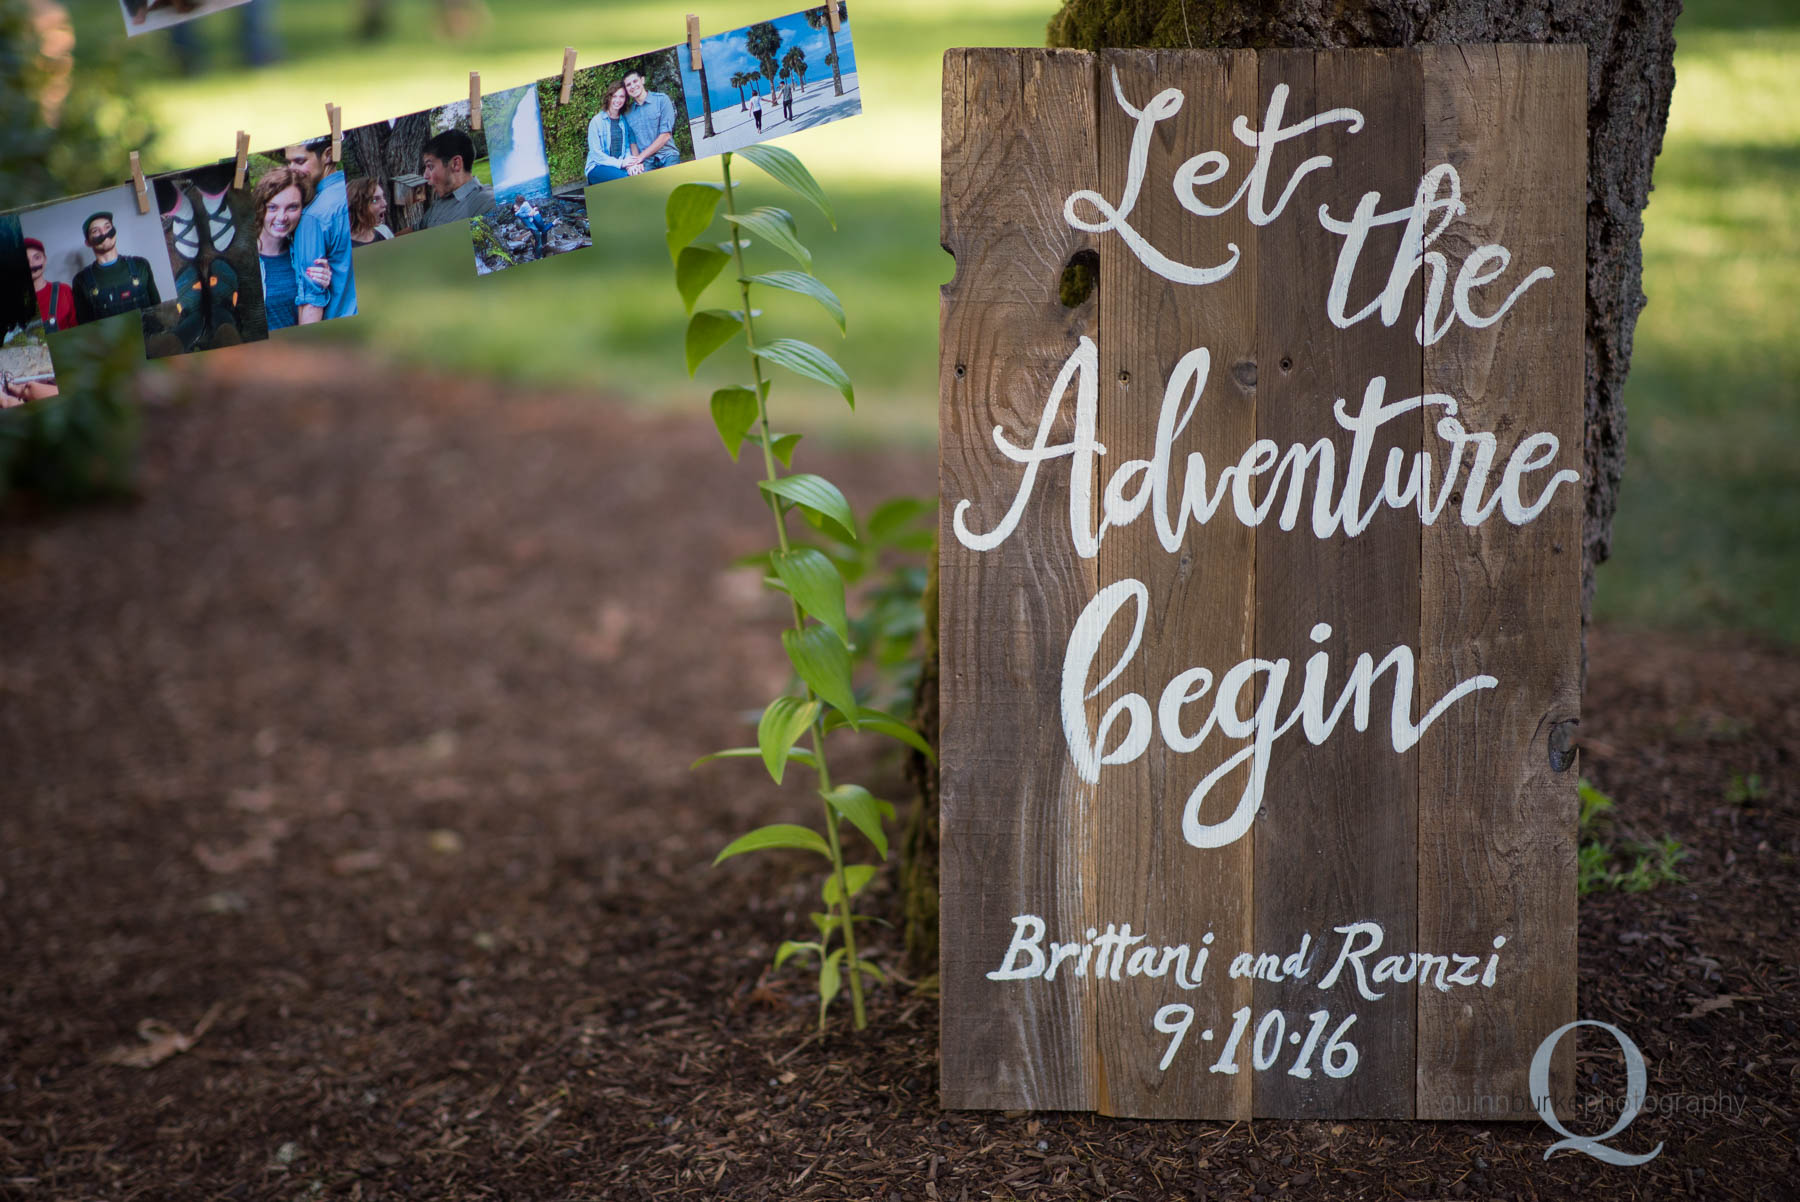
[901,0,1679,979]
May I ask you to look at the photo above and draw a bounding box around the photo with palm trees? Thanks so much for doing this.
[677,4,860,159]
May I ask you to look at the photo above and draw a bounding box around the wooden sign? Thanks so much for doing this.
[939,45,1585,1120]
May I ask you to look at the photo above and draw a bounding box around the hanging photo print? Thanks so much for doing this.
[20,6,866,376]
[18,185,181,353]
[541,50,695,198]
[0,215,59,407]
[472,83,592,275]
[120,0,252,36]
[421,101,493,231]
[144,160,270,356]
[342,112,435,242]
[256,137,360,329]
[679,4,858,159]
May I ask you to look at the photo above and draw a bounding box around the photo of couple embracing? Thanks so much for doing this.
[537,50,694,200]
[581,68,683,183]
[246,138,358,334]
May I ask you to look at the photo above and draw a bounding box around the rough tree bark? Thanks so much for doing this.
[901,0,1680,978]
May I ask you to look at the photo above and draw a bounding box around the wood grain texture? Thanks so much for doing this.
[1414,43,1585,1120]
[938,47,1103,1111]
[1251,49,1422,1120]
[1088,48,1258,1119]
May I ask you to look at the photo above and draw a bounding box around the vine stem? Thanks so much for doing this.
[722,153,867,1030]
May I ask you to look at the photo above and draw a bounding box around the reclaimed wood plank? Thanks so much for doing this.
[1087,47,1258,1119]
[938,47,1103,1111]
[1251,48,1422,1119]
[1414,43,1585,1121]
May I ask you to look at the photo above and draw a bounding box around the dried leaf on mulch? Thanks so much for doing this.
[98,1003,223,1069]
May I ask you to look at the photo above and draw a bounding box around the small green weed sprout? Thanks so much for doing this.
[1725,772,1768,806]
[1577,779,1689,896]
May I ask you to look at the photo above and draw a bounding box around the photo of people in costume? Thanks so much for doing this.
[678,5,859,159]
[471,83,592,274]
[0,215,59,408]
[538,50,694,199]
[17,185,180,348]
[143,160,271,356]
[119,0,253,36]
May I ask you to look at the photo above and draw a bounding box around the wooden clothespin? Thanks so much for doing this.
[686,14,702,71]
[559,47,578,105]
[129,151,149,214]
[233,131,251,189]
[469,72,482,131]
[827,2,840,32]
[326,102,343,165]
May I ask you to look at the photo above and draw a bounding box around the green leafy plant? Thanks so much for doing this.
[671,144,933,1030]
[1577,778,1689,895]
[1724,772,1768,806]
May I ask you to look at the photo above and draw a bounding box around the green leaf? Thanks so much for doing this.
[665,182,724,262]
[854,959,887,984]
[822,784,890,860]
[775,939,820,970]
[748,270,845,332]
[686,309,741,376]
[823,707,937,761]
[691,745,818,771]
[745,431,802,468]
[713,823,830,865]
[867,496,934,543]
[757,696,820,784]
[760,474,857,542]
[709,386,760,459]
[676,246,731,313]
[738,143,835,228]
[724,207,812,271]
[782,625,858,720]
[818,948,845,1026]
[769,433,802,467]
[866,714,935,761]
[822,865,878,907]
[773,548,850,644]
[752,339,854,408]
[810,911,839,937]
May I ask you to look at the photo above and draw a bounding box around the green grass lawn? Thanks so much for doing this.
[58,0,1800,639]
[1594,10,1800,643]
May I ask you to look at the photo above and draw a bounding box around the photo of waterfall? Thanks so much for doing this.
[473,84,592,275]
[486,85,554,205]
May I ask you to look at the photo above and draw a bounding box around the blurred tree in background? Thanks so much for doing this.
[0,0,157,501]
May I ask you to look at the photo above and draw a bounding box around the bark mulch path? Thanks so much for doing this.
[2,352,1795,1200]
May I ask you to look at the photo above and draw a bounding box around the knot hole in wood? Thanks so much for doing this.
[1547,718,1580,773]
[1058,248,1099,308]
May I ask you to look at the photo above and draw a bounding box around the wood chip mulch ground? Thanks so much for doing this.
[2,351,1795,1200]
